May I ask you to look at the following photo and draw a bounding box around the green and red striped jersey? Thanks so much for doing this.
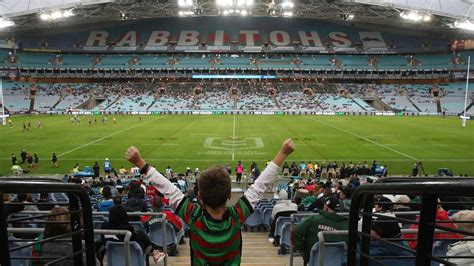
[176,196,253,265]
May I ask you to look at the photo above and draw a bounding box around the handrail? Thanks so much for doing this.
[7,228,133,266]
[316,229,456,266]
[288,211,422,266]
[11,211,168,266]
[348,179,474,266]
[0,181,95,266]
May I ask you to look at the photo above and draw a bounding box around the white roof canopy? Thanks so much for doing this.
[0,0,113,17]
[354,0,474,20]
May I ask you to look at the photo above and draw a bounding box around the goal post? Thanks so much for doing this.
[462,56,471,128]
[0,78,7,126]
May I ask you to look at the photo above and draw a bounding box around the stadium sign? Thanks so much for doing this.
[23,17,448,53]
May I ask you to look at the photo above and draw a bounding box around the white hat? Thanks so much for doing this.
[278,189,289,200]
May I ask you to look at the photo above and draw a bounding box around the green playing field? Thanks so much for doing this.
[0,114,473,176]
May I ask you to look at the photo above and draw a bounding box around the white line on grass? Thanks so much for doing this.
[232,114,236,161]
[2,158,472,162]
[57,116,166,158]
[303,116,419,161]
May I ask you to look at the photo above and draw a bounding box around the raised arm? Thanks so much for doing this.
[125,146,184,207]
[244,139,294,209]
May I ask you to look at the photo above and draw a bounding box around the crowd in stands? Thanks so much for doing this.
[3,140,474,265]
[2,80,472,114]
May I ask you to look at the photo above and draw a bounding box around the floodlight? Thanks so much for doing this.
[51,11,63,19]
[216,0,233,7]
[283,11,293,17]
[455,20,474,31]
[0,18,14,28]
[240,10,248,16]
[223,9,230,15]
[178,0,193,7]
[40,14,50,20]
[400,11,431,22]
[63,10,74,17]
[281,1,294,9]
[237,0,253,6]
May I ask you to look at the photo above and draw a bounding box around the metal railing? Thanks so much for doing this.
[0,180,95,266]
[8,210,168,266]
[0,180,169,266]
[348,178,474,266]
[7,228,133,266]
[288,211,422,266]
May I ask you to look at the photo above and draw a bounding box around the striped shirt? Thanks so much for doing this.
[176,196,253,265]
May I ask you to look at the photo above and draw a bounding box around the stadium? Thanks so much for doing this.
[0,0,474,265]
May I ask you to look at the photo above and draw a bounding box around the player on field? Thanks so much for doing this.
[37,120,42,129]
[8,118,12,128]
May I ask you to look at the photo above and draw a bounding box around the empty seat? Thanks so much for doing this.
[308,241,347,266]
[243,209,262,230]
[106,241,147,266]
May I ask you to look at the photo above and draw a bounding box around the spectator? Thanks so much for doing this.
[103,158,112,174]
[165,166,173,178]
[447,210,474,264]
[124,139,294,265]
[100,205,165,263]
[124,187,148,215]
[93,162,100,178]
[37,193,55,211]
[269,189,297,244]
[37,207,78,266]
[307,187,332,211]
[293,196,348,265]
[97,186,114,212]
[3,193,24,218]
[51,153,58,168]
[142,196,184,247]
[17,193,38,211]
[338,187,352,212]
[20,149,27,164]
[11,153,17,165]
[402,200,462,250]
[235,161,244,183]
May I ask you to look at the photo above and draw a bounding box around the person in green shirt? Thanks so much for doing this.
[293,196,349,265]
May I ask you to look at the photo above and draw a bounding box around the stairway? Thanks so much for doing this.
[165,231,304,266]
[406,96,422,112]
[350,96,367,111]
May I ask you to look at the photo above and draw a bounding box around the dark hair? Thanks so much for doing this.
[17,193,28,202]
[152,196,163,210]
[198,166,231,209]
[102,186,112,199]
[113,195,122,205]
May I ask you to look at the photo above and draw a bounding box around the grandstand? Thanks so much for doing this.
[1,0,474,266]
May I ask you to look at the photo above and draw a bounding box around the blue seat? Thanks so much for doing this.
[149,221,178,248]
[130,221,146,233]
[244,209,262,230]
[8,237,32,266]
[261,208,273,229]
[308,241,347,266]
[275,216,292,241]
[279,222,292,254]
[106,241,147,266]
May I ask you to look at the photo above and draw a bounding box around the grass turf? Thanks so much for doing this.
[0,114,473,177]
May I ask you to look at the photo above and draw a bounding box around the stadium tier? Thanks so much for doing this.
[2,80,472,114]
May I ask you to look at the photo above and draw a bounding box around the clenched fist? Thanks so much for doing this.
[125,146,146,169]
[280,139,295,156]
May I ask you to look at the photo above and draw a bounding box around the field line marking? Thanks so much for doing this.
[57,116,166,158]
[2,158,472,162]
[303,117,418,161]
[232,115,237,161]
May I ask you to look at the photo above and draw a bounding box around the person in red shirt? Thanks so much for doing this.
[141,196,182,233]
[402,203,462,250]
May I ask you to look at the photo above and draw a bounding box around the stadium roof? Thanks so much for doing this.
[0,0,474,33]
